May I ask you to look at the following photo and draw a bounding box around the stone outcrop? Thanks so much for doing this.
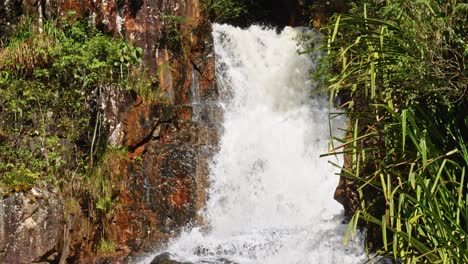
[333,93,387,251]
[333,119,360,220]
[150,252,191,264]
[149,252,238,264]
[98,94,220,254]
[0,188,63,263]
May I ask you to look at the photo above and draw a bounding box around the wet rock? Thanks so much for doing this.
[334,101,387,250]
[215,258,238,264]
[334,122,363,220]
[0,188,63,263]
[121,103,173,149]
[150,252,192,264]
[103,90,220,250]
[376,256,402,264]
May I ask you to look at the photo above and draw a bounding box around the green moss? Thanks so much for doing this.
[97,239,116,254]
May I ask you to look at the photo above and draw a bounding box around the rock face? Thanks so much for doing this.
[101,94,220,252]
[0,188,63,263]
[333,128,360,220]
[0,0,218,262]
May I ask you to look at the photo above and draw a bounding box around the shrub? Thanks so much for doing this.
[202,0,247,23]
[0,17,142,192]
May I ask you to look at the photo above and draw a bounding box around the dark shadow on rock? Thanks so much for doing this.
[376,256,402,264]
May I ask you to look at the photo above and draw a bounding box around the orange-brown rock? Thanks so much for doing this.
[0,0,218,262]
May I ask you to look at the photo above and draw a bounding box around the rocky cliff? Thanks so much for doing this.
[0,0,218,262]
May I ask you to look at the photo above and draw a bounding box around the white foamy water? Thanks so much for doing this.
[143,24,365,264]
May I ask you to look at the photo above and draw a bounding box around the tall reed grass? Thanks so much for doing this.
[319,1,468,262]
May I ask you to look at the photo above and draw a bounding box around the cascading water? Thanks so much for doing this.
[144,24,365,264]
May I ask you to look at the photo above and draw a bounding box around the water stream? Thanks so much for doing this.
[144,24,365,264]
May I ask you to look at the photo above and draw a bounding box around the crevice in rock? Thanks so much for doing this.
[128,120,173,153]
[34,247,60,263]
[190,60,201,75]
[128,0,143,18]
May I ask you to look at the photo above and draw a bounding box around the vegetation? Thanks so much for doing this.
[0,16,146,253]
[97,239,117,255]
[0,1,220,259]
[317,0,467,262]
[202,0,247,23]
[0,16,146,193]
[161,15,188,51]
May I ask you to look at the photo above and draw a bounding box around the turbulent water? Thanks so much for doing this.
[144,24,365,264]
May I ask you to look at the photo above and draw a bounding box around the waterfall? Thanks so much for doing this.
[144,24,365,264]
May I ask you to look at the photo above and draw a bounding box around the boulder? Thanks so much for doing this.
[0,188,63,263]
[150,252,191,264]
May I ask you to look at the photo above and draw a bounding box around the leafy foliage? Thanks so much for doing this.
[318,0,468,262]
[203,0,247,23]
[0,17,148,254]
[0,17,142,193]
[327,1,467,109]
[161,15,188,51]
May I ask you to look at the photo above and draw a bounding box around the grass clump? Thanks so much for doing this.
[315,0,468,263]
